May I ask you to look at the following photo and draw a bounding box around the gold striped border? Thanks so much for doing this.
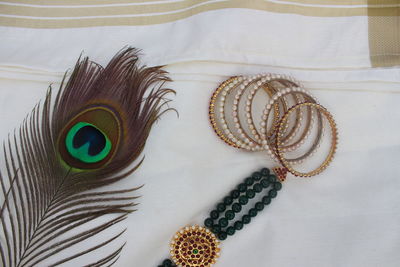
[1,0,399,18]
[368,3,400,67]
[0,0,211,17]
[276,0,400,6]
[0,0,399,29]
[2,0,400,6]
[0,0,157,5]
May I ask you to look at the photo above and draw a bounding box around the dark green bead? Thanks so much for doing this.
[204,218,213,228]
[217,203,226,212]
[242,215,251,224]
[232,203,242,213]
[210,210,219,219]
[253,183,263,193]
[218,217,228,228]
[268,189,278,198]
[163,259,173,266]
[255,202,264,211]
[246,189,255,199]
[218,231,227,240]
[239,196,248,205]
[252,171,262,181]
[249,208,258,217]
[262,196,271,205]
[224,196,233,205]
[245,177,255,186]
[273,182,282,191]
[238,183,247,192]
[260,178,270,188]
[225,210,235,220]
[261,168,270,176]
[230,189,240,198]
[268,174,277,182]
[226,226,235,236]
[211,225,221,234]
[234,221,243,230]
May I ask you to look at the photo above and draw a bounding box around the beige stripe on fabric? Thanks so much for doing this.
[0,0,157,5]
[0,0,212,17]
[1,0,399,18]
[280,0,400,6]
[368,11,400,67]
[0,0,399,28]
[3,0,400,6]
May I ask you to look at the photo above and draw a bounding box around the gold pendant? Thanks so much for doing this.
[170,225,220,267]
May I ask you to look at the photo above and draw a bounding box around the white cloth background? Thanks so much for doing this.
[0,5,399,267]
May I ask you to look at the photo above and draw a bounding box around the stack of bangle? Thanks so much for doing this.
[208,73,337,179]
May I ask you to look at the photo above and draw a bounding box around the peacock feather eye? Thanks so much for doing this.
[65,122,112,164]
[58,106,121,170]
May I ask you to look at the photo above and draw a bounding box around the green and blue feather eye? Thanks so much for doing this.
[65,122,112,164]
[59,107,121,170]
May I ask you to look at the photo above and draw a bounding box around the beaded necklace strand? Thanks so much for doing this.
[158,167,281,267]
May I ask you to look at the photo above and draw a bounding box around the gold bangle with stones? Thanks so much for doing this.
[258,87,316,162]
[261,88,323,163]
[275,102,338,177]
[212,75,256,149]
[208,76,241,148]
[261,90,313,152]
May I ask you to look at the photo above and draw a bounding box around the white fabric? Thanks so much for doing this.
[1,7,400,267]
[0,9,371,70]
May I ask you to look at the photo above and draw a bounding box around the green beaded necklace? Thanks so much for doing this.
[158,167,282,267]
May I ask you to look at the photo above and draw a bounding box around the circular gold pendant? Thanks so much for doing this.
[170,225,220,267]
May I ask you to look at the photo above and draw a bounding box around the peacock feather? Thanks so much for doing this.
[0,48,174,267]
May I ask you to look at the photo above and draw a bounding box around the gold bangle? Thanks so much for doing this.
[262,88,323,163]
[275,102,338,177]
[209,76,241,148]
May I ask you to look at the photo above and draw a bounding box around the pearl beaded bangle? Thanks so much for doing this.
[233,74,280,145]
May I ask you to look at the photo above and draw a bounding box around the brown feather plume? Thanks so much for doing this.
[0,47,174,267]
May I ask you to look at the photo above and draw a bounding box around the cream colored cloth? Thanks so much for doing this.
[1,1,400,267]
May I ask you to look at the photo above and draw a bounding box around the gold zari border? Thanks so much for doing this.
[0,0,399,29]
[368,1,400,67]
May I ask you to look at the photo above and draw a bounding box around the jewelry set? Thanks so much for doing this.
[158,73,338,267]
